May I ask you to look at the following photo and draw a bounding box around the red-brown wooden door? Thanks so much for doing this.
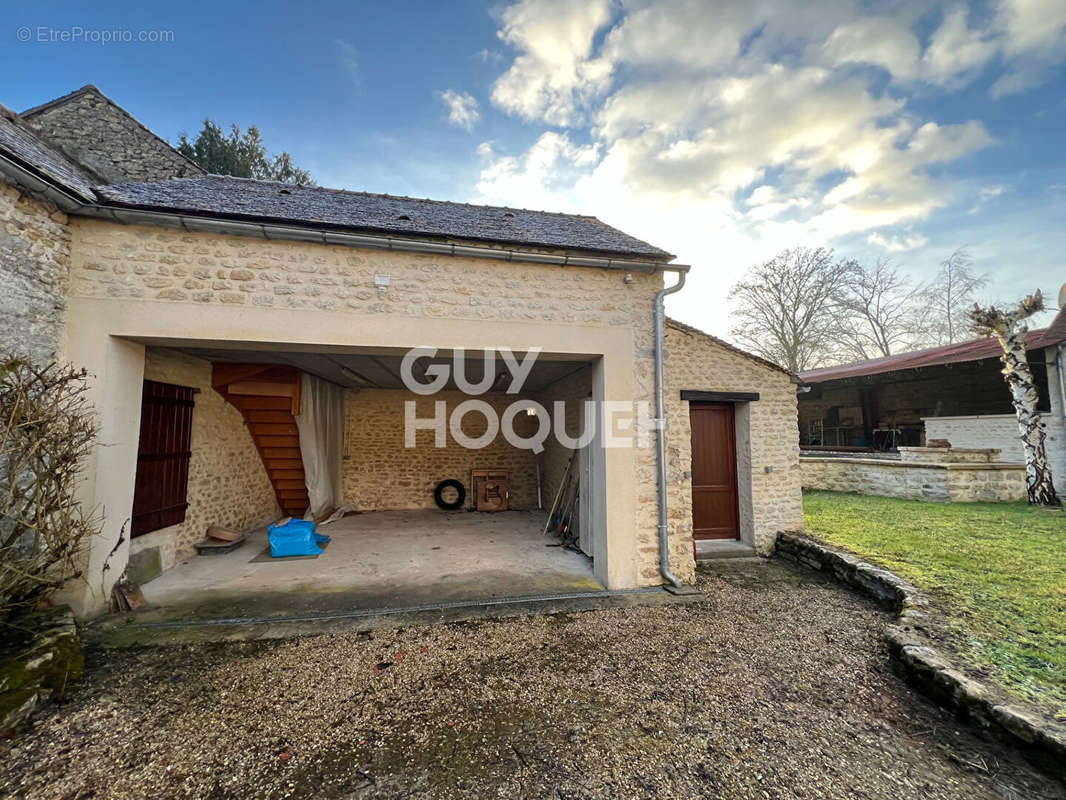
[689,402,739,540]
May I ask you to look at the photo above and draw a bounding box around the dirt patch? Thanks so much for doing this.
[1,561,1062,799]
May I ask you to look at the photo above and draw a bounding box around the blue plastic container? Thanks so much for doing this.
[267,518,331,558]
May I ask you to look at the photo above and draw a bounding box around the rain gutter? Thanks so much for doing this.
[73,204,691,274]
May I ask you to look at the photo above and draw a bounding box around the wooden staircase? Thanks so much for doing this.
[212,364,309,518]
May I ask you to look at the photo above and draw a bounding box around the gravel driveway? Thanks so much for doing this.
[1,560,1061,799]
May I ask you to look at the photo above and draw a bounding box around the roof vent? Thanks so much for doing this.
[504,212,514,218]
[278,188,291,195]
[396,214,411,221]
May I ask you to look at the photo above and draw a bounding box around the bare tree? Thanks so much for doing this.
[729,247,850,372]
[833,258,924,360]
[920,248,989,345]
[969,291,1059,506]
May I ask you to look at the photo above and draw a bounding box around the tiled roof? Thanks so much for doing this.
[0,104,97,200]
[94,175,675,259]
[799,312,1066,383]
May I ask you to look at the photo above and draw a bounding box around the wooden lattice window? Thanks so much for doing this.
[131,380,195,538]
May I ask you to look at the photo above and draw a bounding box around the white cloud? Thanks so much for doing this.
[868,232,930,252]
[475,132,599,211]
[919,6,998,87]
[439,89,481,131]
[472,0,1057,334]
[490,0,614,124]
[990,0,1066,95]
[822,17,922,80]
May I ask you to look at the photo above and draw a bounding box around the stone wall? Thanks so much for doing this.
[22,87,203,184]
[131,348,280,572]
[66,218,678,585]
[776,532,1066,776]
[343,389,540,510]
[662,321,803,559]
[801,457,1026,502]
[0,176,70,363]
[898,446,1002,463]
[923,415,1025,461]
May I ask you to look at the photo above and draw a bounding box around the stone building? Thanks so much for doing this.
[1,85,802,619]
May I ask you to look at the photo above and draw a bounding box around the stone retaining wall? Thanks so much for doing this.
[0,607,83,735]
[800,456,1026,502]
[775,532,1066,777]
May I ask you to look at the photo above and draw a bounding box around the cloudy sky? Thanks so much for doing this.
[5,0,1065,335]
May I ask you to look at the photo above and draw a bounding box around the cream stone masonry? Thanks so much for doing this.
[63,218,665,611]
[662,321,803,559]
[133,348,280,571]
[801,457,1026,502]
[0,176,71,363]
[343,390,541,510]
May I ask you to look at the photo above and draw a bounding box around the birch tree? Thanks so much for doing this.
[969,291,1059,506]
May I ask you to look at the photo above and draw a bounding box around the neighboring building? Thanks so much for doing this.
[0,86,803,618]
[797,320,1066,498]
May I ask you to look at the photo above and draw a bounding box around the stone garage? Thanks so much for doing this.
[0,85,803,620]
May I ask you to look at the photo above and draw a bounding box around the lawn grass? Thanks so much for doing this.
[803,491,1066,718]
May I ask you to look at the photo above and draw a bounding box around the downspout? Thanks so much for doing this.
[654,268,687,590]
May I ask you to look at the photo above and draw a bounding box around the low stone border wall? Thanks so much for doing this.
[800,456,1026,502]
[0,606,84,735]
[775,532,1066,777]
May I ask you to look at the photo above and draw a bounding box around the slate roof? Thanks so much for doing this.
[0,104,97,201]
[799,311,1066,384]
[94,175,675,259]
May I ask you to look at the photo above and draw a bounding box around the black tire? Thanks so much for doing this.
[433,479,466,510]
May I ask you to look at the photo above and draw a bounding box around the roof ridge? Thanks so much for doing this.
[0,102,101,197]
[21,84,205,176]
[18,84,100,117]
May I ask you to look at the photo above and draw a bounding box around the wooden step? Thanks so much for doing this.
[275,480,309,492]
[250,422,299,437]
[268,469,305,480]
[241,413,292,426]
[261,447,302,460]
[228,395,293,411]
[264,458,303,470]
[254,435,300,449]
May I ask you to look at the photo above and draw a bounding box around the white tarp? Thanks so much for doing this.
[295,373,345,520]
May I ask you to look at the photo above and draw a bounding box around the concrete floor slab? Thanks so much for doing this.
[695,539,756,560]
[132,510,600,623]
